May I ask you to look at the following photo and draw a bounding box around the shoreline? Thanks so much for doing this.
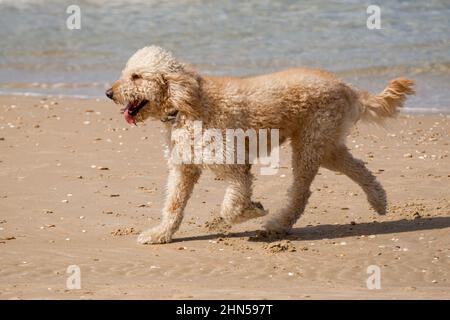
[1,92,449,115]
[1,94,449,299]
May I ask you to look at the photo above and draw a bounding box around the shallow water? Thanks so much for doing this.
[0,0,449,111]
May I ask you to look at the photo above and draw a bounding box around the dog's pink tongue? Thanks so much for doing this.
[123,104,136,125]
[124,111,136,125]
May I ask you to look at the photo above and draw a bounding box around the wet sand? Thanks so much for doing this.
[0,95,449,299]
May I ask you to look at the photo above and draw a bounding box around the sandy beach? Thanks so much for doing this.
[0,94,449,299]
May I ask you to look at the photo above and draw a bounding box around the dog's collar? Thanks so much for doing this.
[160,110,179,123]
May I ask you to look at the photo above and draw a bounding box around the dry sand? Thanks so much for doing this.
[0,95,449,299]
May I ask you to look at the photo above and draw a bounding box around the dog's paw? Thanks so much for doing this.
[263,218,290,235]
[251,201,266,212]
[137,228,171,245]
[231,202,268,224]
[372,202,387,215]
[367,184,387,215]
[245,201,269,219]
[369,196,387,215]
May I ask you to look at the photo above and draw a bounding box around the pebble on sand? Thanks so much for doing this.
[40,224,55,229]
[403,153,413,158]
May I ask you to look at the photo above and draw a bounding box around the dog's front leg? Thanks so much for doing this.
[137,164,201,244]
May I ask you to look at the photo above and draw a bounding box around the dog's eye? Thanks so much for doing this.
[131,73,141,81]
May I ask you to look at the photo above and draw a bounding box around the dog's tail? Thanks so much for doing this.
[357,78,415,124]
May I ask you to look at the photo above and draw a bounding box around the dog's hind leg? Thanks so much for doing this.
[264,137,322,234]
[322,146,387,214]
[219,165,268,224]
[137,164,201,244]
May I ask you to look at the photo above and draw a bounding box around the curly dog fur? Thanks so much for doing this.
[106,46,415,244]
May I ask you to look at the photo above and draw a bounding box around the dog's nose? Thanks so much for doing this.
[105,88,114,99]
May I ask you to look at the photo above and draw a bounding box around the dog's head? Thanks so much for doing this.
[106,46,201,124]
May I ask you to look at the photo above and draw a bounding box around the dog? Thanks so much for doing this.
[106,46,414,244]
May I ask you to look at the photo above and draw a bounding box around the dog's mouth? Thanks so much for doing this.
[122,100,148,124]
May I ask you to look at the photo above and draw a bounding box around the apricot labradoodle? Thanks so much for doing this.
[106,46,414,244]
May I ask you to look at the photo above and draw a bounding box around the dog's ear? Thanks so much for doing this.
[165,70,201,118]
